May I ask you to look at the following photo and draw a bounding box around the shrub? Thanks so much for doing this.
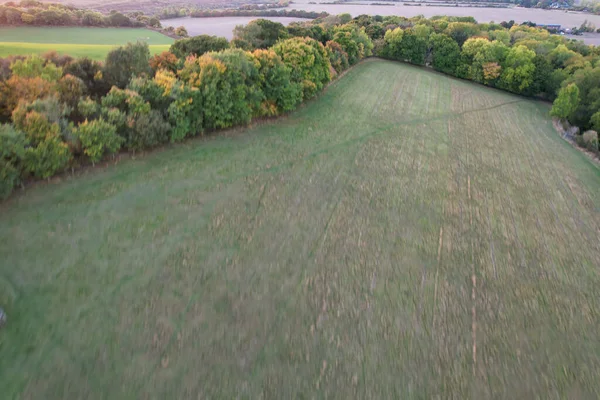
[23,136,71,179]
[78,97,99,119]
[128,110,171,151]
[582,130,599,152]
[74,119,123,163]
[12,107,60,145]
[10,55,62,81]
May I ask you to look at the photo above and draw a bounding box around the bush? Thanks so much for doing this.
[23,135,71,179]
[582,130,599,152]
[78,97,99,119]
[12,107,61,146]
[0,124,27,199]
[128,110,171,151]
[10,55,62,81]
[74,119,123,163]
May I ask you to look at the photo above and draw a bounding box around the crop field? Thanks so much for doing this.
[1,59,599,398]
[0,27,173,59]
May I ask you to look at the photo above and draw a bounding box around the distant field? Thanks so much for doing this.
[161,16,312,39]
[1,60,599,398]
[0,27,174,59]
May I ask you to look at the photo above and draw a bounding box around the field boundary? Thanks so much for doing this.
[4,58,596,205]
[552,118,600,167]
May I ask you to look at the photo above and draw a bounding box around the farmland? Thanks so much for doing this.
[0,27,173,59]
[1,59,599,397]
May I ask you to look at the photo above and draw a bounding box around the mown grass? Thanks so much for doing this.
[0,42,172,60]
[0,59,599,398]
[0,27,174,45]
[0,27,173,59]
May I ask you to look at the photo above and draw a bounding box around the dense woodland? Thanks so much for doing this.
[1,13,599,199]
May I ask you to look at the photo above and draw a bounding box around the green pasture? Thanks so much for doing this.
[0,59,599,398]
[0,27,173,60]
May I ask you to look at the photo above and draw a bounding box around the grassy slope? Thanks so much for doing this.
[0,59,599,398]
[0,27,173,59]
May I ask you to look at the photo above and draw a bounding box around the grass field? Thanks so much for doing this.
[1,59,599,398]
[0,27,174,60]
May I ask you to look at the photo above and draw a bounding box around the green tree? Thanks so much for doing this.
[398,28,428,66]
[170,35,229,58]
[23,135,71,179]
[0,124,27,199]
[499,45,536,93]
[128,110,171,151]
[272,37,331,100]
[550,83,580,119]
[526,55,554,98]
[430,33,461,75]
[233,19,289,50]
[179,49,262,129]
[562,66,600,129]
[461,38,508,84]
[382,27,403,60]
[591,111,600,133]
[445,22,479,47]
[74,119,123,163]
[174,26,188,37]
[253,49,302,115]
[64,57,109,98]
[325,40,349,74]
[332,24,373,65]
[103,42,151,89]
[10,55,62,81]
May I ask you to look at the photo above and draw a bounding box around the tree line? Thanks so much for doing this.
[0,18,374,198]
[0,0,162,29]
[156,5,326,20]
[354,14,599,152]
[1,13,599,199]
[188,9,328,19]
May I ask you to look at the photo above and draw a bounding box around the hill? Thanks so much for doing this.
[0,59,599,398]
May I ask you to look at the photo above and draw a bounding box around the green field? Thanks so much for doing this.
[0,27,174,59]
[1,59,599,398]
